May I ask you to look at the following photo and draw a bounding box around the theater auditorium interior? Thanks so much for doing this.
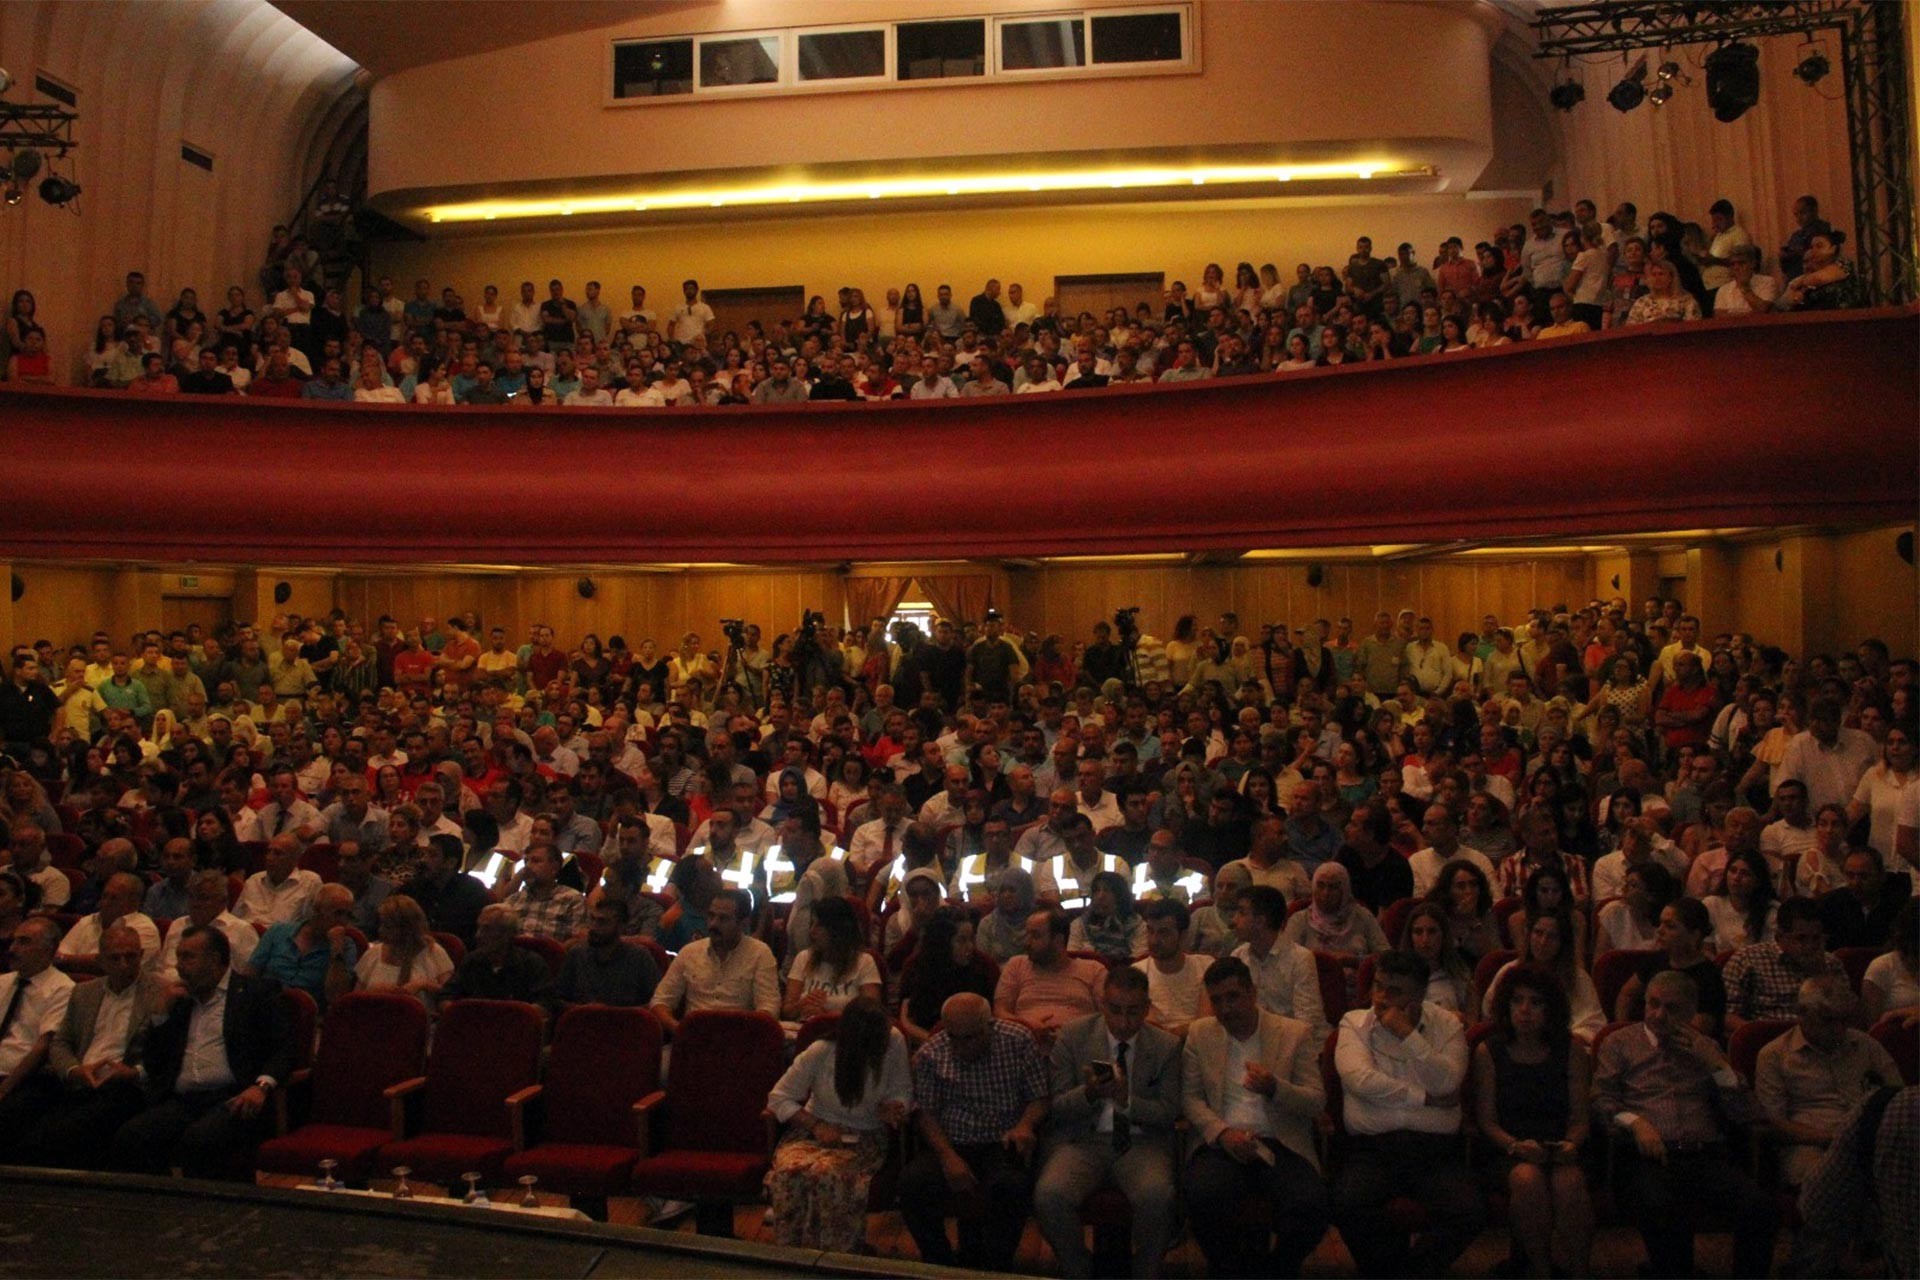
[0,0,1915,1276]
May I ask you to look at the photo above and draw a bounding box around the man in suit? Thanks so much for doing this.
[1181,955,1330,1278]
[108,924,294,1179]
[17,923,164,1167]
[0,917,76,1157]
[1033,966,1182,1279]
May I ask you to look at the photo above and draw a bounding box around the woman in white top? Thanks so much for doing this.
[1402,902,1479,1021]
[354,894,453,1001]
[1849,727,1916,866]
[1561,223,1610,328]
[1862,900,1917,1024]
[1702,849,1778,953]
[783,896,881,1021]
[1490,912,1605,1042]
[412,363,456,405]
[1594,863,1676,954]
[765,997,910,1252]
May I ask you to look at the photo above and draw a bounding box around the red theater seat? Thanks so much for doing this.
[378,998,545,1184]
[257,991,429,1184]
[503,1005,664,1205]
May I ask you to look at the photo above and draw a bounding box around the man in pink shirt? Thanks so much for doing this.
[992,907,1105,1046]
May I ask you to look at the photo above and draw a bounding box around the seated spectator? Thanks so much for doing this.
[401,834,492,948]
[1180,954,1328,1278]
[504,844,585,943]
[1704,846,1779,952]
[54,871,160,971]
[649,888,779,1037]
[154,870,258,984]
[765,996,909,1252]
[1820,845,1910,950]
[1186,860,1244,959]
[248,883,356,1006]
[1594,971,1776,1279]
[1594,862,1677,953]
[1400,901,1479,1021]
[1330,950,1484,1278]
[1427,856,1502,963]
[440,903,552,1005]
[106,925,293,1179]
[1132,898,1212,1037]
[352,893,452,1003]
[1230,885,1328,1037]
[142,839,196,921]
[1471,968,1593,1278]
[899,992,1048,1272]
[554,897,659,1009]
[232,834,321,927]
[1861,897,1918,1025]
[1723,896,1847,1032]
[993,906,1106,1042]
[1066,870,1146,963]
[976,868,1037,966]
[334,841,393,938]
[1756,975,1901,1190]
[1033,966,1182,1279]
[900,904,997,1049]
[1283,860,1389,962]
[783,896,881,1021]
[1406,802,1494,899]
[0,919,76,1153]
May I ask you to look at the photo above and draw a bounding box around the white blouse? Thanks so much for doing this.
[355,940,454,993]
[787,948,881,1012]
[768,1032,911,1131]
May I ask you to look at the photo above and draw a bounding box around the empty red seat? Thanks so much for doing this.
[502,1005,664,1204]
[378,998,545,1184]
[257,991,429,1183]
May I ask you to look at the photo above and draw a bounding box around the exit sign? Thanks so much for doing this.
[178,576,199,588]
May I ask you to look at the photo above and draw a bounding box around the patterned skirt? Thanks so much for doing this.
[765,1125,887,1253]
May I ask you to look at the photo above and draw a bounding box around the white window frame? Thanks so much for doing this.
[604,4,1194,108]
[792,23,893,87]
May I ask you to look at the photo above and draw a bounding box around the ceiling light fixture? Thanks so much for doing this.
[1608,57,1649,112]
[1793,48,1831,85]
[1548,79,1585,111]
[420,158,1428,225]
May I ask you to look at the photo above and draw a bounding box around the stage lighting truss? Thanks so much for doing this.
[1,77,79,213]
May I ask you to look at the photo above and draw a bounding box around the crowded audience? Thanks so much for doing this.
[0,588,1911,1278]
[0,194,1867,400]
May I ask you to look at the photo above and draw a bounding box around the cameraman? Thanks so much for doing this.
[1081,620,1128,690]
[721,621,767,707]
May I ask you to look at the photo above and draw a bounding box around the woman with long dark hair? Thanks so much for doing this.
[783,895,881,1020]
[765,996,909,1251]
[1703,847,1777,952]
[1473,968,1593,1278]
[900,904,996,1048]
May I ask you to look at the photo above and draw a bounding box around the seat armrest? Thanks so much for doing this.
[505,1084,543,1152]
[632,1090,667,1153]
[384,1076,428,1141]
[274,1067,314,1136]
[761,1107,779,1155]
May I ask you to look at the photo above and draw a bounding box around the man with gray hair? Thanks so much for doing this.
[55,871,160,970]
[1755,975,1901,1186]
[1595,970,1775,1279]
[0,918,75,1155]
[1712,241,1778,316]
[156,870,258,983]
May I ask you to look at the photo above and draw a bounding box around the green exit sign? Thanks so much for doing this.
[178,576,199,588]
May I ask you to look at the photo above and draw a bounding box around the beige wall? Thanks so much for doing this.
[368,0,1502,202]
[7,529,1909,664]
[0,0,360,385]
[370,191,1533,326]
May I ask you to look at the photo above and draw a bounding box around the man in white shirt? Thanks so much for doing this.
[508,280,541,336]
[1230,885,1327,1038]
[1713,244,1778,316]
[907,356,957,400]
[1330,950,1483,1278]
[846,786,914,888]
[648,890,779,1037]
[157,870,259,984]
[667,279,714,344]
[55,872,162,971]
[1405,803,1496,899]
[1002,282,1039,330]
[0,918,76,1149]
[1699,198,1755,296]
[1134,899,1212,1037]
[1777,696,1879,812]
[233,835,322,927]
[562,365,612,406]
[1760,779,1821,877]
[253,767,323,846]
[1403,617,1452,697]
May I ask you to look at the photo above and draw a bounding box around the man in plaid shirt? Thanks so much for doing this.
[506,844,585,942]
[1723,898,1845,1032]
[1495,808,1590,903]
[901,993,1049,1271]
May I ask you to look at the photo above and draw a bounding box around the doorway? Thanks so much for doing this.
[162,594,232,638]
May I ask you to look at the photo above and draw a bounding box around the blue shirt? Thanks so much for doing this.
[1283,815,1341,873]
[251,921,356,1001]
[301,378,351,401]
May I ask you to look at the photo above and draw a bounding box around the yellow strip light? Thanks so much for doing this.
[424,160,1428,224]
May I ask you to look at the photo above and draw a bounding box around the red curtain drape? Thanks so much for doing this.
[916,575,994,626]
[842,577,912,630]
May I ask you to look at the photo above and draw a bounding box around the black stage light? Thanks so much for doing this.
[1549,79,1586,111]
[38,174,79,205]
[1706,42,1760,121]
[1793,50,1830,86]
[1608,59,1649,112]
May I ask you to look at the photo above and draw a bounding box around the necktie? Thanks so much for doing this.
[1112,1041,1131,1153]
[273,809,289,837]
[0,973,29,1044]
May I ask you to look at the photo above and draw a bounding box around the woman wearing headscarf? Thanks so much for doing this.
[763,766,812,824]
[975,866,1035,964]
[1284,861,1389,960]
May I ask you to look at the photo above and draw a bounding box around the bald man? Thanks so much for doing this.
[56,872,161,971]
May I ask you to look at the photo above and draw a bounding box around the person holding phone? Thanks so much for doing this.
[1472,967,1592,1278]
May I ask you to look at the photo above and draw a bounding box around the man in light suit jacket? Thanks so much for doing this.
[1181,955,1331,1279]
[1033,965,1183,1278]
[18,923,165,1168]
